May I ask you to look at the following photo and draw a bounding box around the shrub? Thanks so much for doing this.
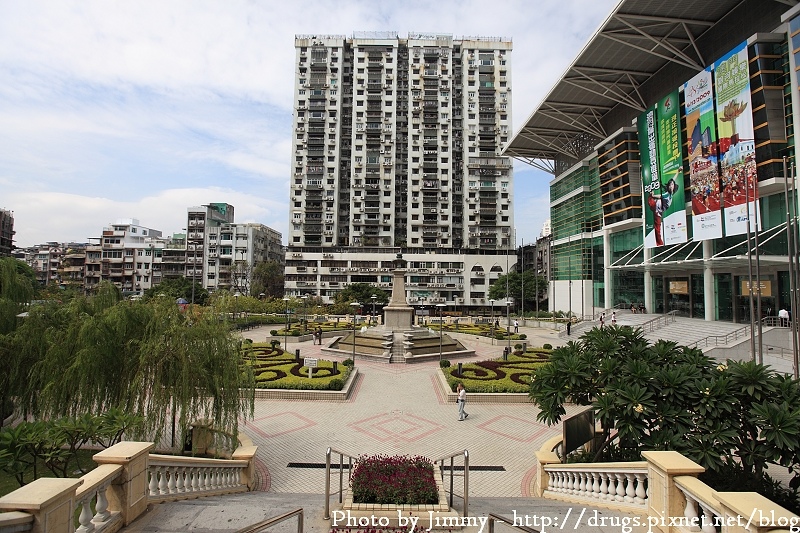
[270,339,280,349]
[514,343,523,351]
[270,330,278,336]
[542,343,552,350]
[350,454,438,505]
[439,360,451,368]
[342,358,354,367]
[519,334,527,340]
[328,378,344,391]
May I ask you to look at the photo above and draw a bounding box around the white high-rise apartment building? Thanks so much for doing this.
[286,33,516,311]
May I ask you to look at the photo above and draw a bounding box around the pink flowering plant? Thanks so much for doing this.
[350,454,439,505]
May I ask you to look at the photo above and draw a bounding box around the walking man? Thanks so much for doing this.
[457,383,469,421]
[600,312,605,328]
[513,319,519,333]
[611,311,617,326]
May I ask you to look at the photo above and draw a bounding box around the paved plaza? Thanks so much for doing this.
[122,324,652,532]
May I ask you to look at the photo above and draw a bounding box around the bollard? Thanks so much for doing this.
[333,361,338,374]
[295,349,301,361]
[457,362,462,375]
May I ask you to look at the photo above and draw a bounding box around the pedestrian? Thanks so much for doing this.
[513,319,519,333]
[566,321,571,336]
[611,311,617,326]
[456,383,469,421]
[600,312,605,328]
[779,307,790,327]
[316,327,323,345]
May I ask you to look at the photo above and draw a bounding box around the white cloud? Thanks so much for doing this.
[0,0,618,247]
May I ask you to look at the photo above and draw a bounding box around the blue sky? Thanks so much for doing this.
[0,0,618,248]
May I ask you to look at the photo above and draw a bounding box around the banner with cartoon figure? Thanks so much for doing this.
[656,90,687,245]
[714,41,759,236]
[638,92,687,248]
[684,68,723,240]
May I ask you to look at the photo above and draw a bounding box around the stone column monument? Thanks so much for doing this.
[382,252,415,330]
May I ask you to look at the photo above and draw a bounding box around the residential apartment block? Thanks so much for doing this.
[0,208,13,257]
[287,32,516,309]
[14,204,283,297]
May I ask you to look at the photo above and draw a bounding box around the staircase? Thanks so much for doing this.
[388,332,406,363]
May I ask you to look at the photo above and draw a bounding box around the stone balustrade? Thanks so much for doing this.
[0,439,258,533]
[532,443,799,533]
[147,454,250,502]
[543,462,648,509]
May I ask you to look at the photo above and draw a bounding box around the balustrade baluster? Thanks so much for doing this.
[576,472,585,494]
[614,473,625,502]
[698,503,717,533]
[191,467,201,492]
[168,467,177,493]
[624,473,635,503]
[94,484,111,522]
[634,473,647,504]
[680,488,699,526]
[203,468,212,490]
[176,467,186,493]
[158,466,169,495]
[148,467,159,496]
[591,472,600,498]
[598,472,608,500]
[76,497,94,533]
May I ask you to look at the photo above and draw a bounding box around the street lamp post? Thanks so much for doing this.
[371,294,377,325]
[234,292,240,322]
[282,296,290,352]
[506,300,512,355]
[350,302,360,366]
[436,303,446,362]
[301,294,308,332]
[489,298,495,345]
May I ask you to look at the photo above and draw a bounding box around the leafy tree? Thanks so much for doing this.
[331,283,390,316]
[251,260,284,299]
[488,270,547,312]
[7,291,253,445]
[231,260,253,296]
[529,325,800,494]
[143,276,208,305]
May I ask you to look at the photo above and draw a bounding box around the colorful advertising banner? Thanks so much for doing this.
[714,41,760,236]
[656,90,687,245]
[638,92,687,248]
[684,68,723,240]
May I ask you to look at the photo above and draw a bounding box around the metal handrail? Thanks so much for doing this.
[638,310,678,333]
[433,449,469,517]
[487,513,540,533]
[236,508,304,533]
[324,447,358,520]
[688,325,751,349]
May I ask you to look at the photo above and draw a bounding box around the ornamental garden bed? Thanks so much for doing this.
[442,350,550,393]
[335,454,459,529]
[243,343,352,391]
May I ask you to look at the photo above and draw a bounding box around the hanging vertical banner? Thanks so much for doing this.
[638,92,687,249]
[715,41,759,236]
[638,104,661,248]
[656,90,687,245]
[685,68,723,240]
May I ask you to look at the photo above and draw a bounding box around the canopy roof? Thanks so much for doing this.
[506,0,798,173]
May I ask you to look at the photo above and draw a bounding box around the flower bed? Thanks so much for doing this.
[351,454,438,505]
[243,343,350,390]
[443,350,549,393]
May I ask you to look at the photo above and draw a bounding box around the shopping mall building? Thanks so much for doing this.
[507,0,800,323]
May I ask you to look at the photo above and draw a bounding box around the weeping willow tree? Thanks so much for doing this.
[10,283,254,445]
[0,257,36,424]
